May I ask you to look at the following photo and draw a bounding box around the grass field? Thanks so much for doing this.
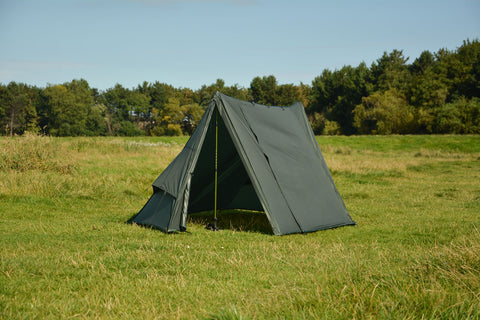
[1,134,479,319]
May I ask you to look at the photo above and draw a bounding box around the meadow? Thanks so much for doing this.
[0,134,479,319]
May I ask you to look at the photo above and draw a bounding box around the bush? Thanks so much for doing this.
[322,120,341,135]
[150,125,165,136]
[165,124,183,136]
[118,121,144,136]
[353,89,416,134]
[433,104,464,133]
[308,112,326,135]
[433,97,480,134]
[150,124,183,136]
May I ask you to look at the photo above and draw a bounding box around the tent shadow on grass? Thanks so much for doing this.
[187,210,274,235]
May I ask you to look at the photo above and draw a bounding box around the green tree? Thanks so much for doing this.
[223,84,250,103]
[410,50,435,75]
[181,103,205,135]
[298,82,312,109]
[309,63,372,134]
[136,81,174,112]
[42,79,97,136]
[197,79,249,107]
[432,47,460,101]
[151,98,204,136]
[0,82,39,136]
[86,103,107,136]
[104,84,131,123]
[408,54,449,134]
[371,50,411,93]
[353,89,416,134]
[103,84,149,135]
[275,84,301,106]
[452,39,480,99]
[433,97,480,133]
[250,75,277,105]
[307,112,326,135]
[409,69,448,110]
[128,91,151,123]
[249,75,304,108]
[43,84,79,136]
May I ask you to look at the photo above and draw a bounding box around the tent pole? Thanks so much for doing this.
[213,108,219,230]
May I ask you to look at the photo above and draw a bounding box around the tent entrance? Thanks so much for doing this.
[187,109,263,215]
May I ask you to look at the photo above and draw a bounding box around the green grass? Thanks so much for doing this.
[1,135,479,319]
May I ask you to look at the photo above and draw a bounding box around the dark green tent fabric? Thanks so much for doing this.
[131,92,355,235]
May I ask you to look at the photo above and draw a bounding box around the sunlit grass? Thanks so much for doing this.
[1,134,479,319]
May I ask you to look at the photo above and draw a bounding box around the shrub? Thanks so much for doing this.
[433,97,480,134]
[322,120,341,135]
[118,121,144,136]
[308,112,326,135]
[353,89,417,134]
[165,124,183,136]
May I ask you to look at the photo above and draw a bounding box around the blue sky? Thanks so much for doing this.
[1,0,479,91]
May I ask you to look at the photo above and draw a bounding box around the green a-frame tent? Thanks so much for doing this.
[131,92,355,235]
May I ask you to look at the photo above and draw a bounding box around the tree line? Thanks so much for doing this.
[1,39,479,137]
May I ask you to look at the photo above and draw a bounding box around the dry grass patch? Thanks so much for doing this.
[0,133,75,173]
[322,144,480,177]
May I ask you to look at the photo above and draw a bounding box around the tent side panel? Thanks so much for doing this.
[297,104,355,231]
[152,103,214,198]
[131,190,176,232]
[238,101,355,232]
